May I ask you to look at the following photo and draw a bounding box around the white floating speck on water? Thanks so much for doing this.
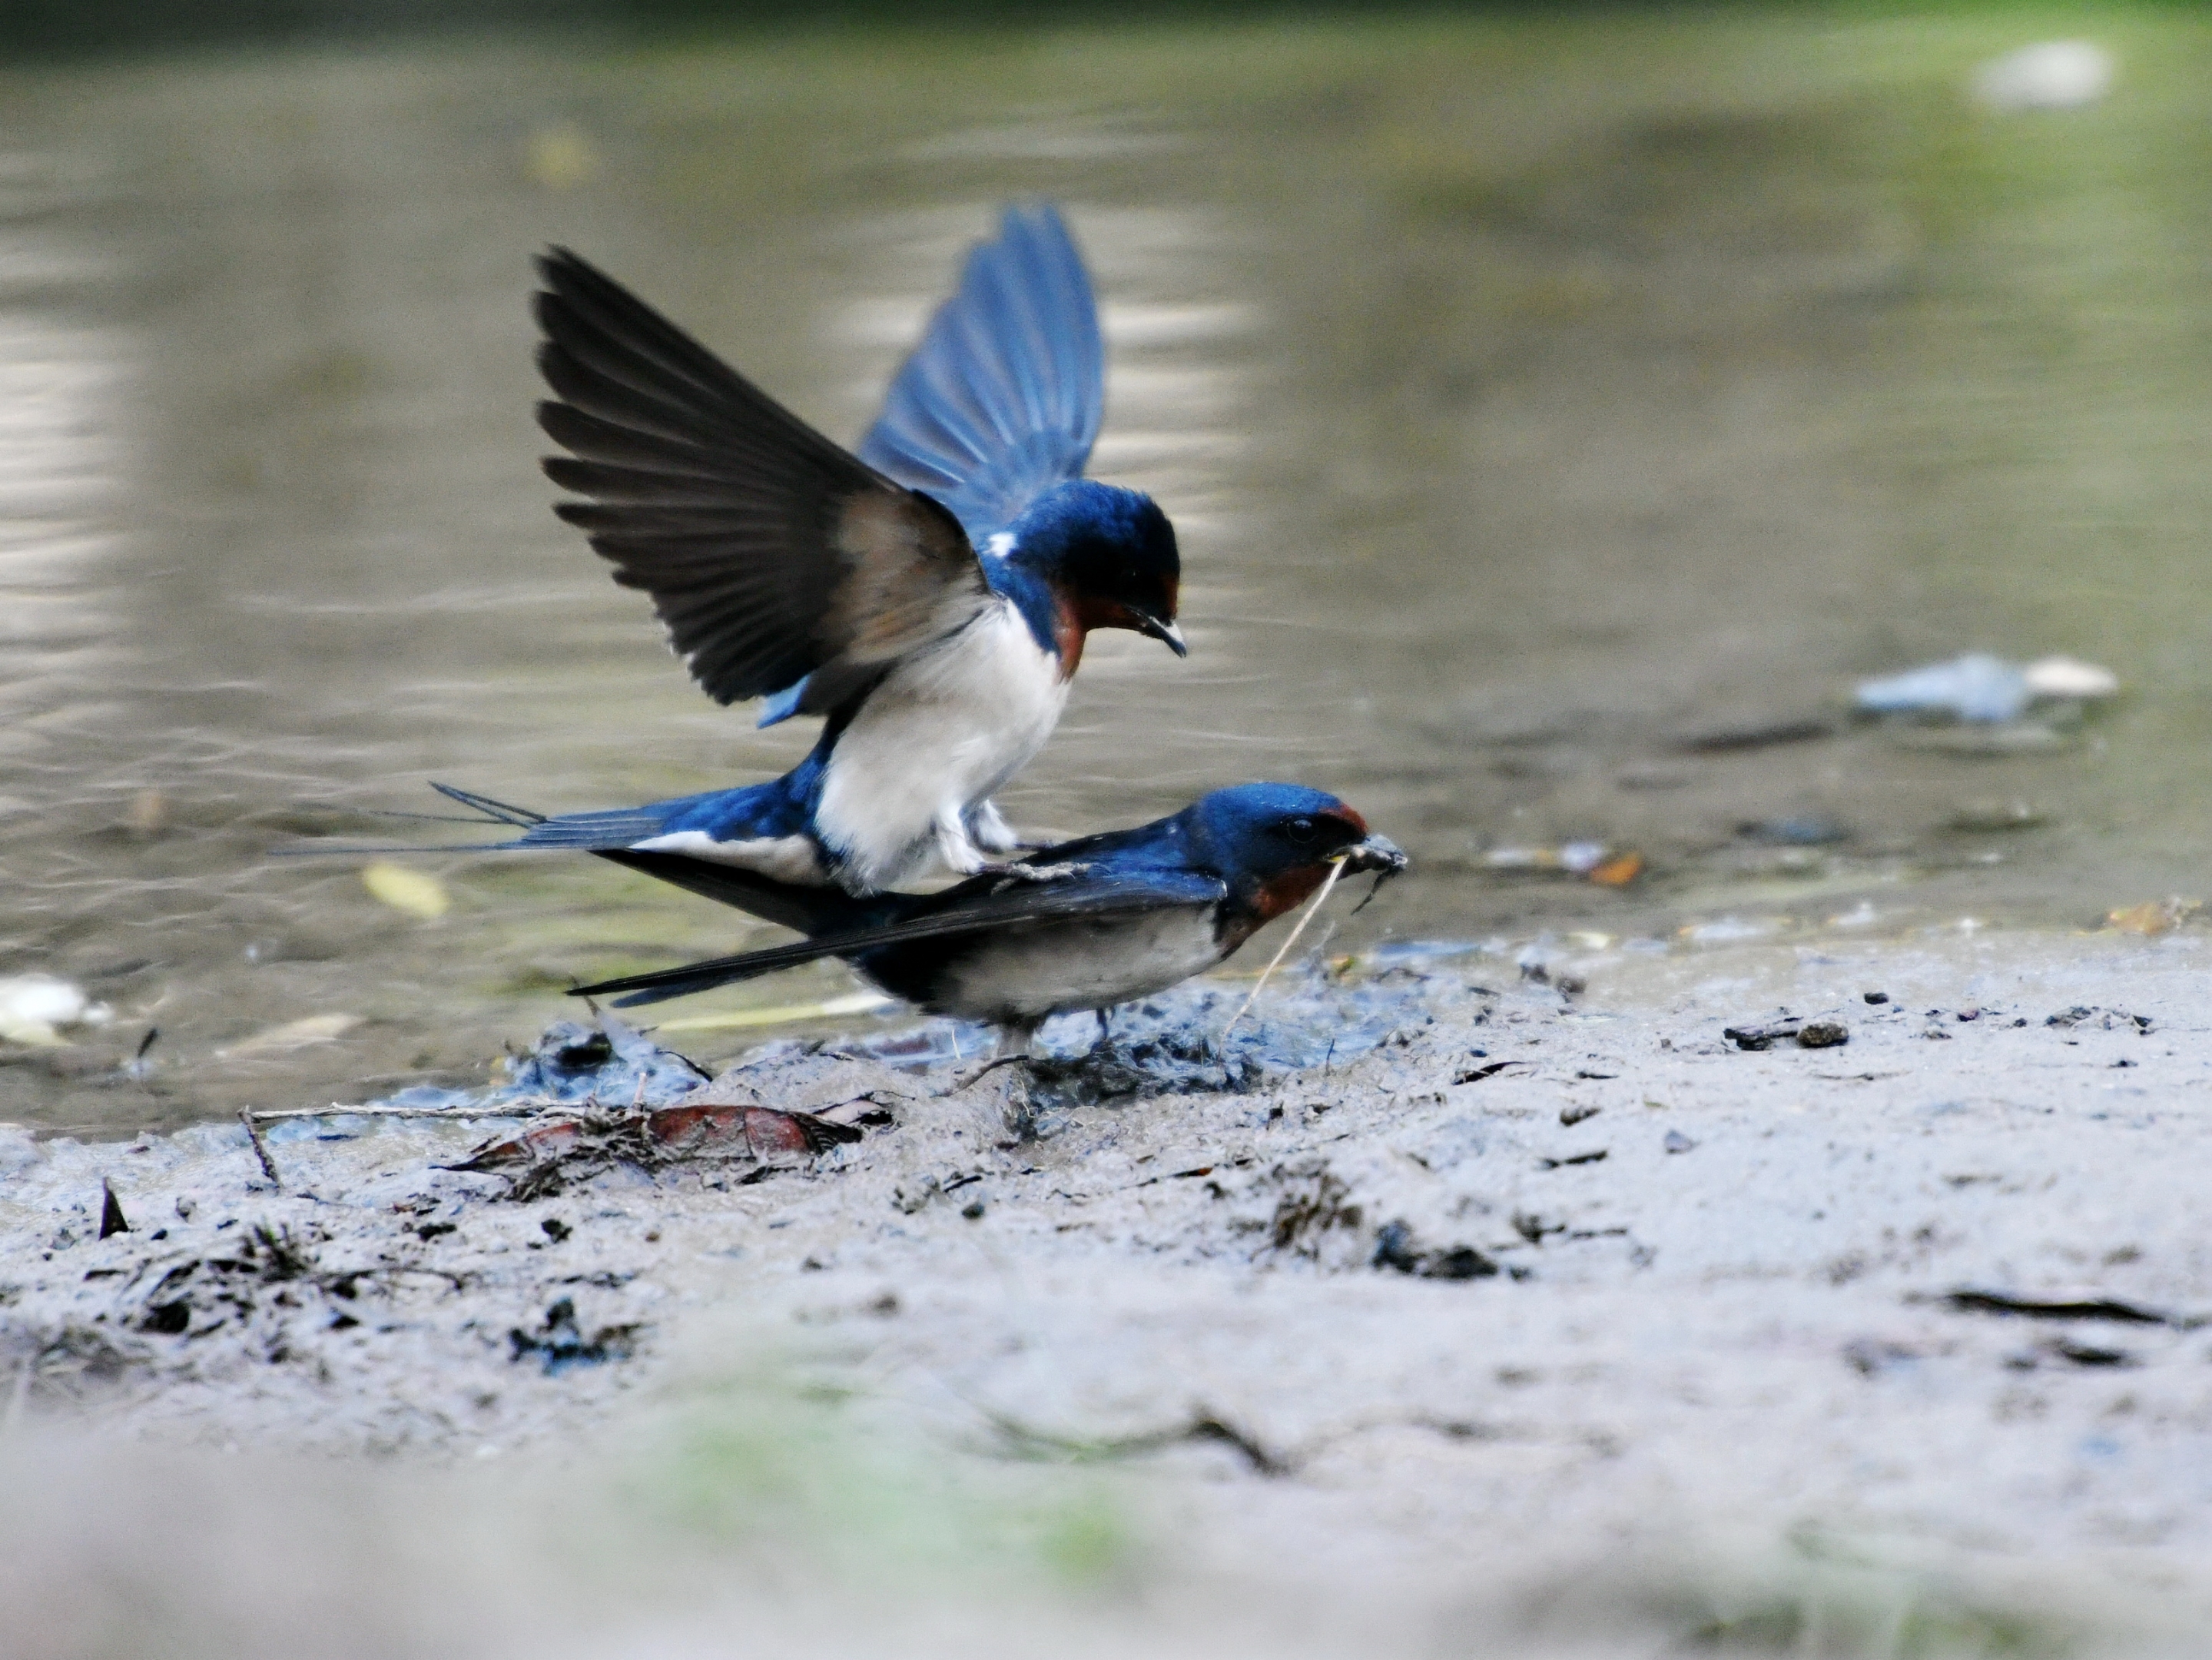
[1678,917,1784,946]
[1972,41,2114,111]
[1856,653,2030,722]
[217,1014,363,1057]
[2021,654,2120,699]
[1483,841,1609,873]
[0,975,110,1047]
[363,862,450,921]
[1855,652,2117,724]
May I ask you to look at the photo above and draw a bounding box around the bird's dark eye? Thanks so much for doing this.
[1282,817,1318,846]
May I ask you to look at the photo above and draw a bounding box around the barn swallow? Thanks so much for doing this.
[566,783,1407,1056]
[494,204,1182,895]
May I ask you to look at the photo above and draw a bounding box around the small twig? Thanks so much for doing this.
[237,1108,283,1190]
[950,1055,1030,1095]
[244,1097,562,1124]
[353,1263,476,1291]
[1218,855,1348,1053]
[976,1401,1291,1477]
[1186,1416,1291,1477]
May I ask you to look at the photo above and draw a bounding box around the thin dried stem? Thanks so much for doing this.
[237,1109,283,1190]
[244,1097,563,1124]
[1217,855,1348,1054]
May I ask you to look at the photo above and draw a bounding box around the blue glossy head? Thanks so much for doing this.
[1003,479,1183,655]
[1182,783,1404,919]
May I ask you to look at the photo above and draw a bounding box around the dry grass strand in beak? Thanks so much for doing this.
[1216,854,1348,1053]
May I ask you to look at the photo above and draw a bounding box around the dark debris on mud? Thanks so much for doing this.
[0,962,1449,1434]
[8,945,2198,1469]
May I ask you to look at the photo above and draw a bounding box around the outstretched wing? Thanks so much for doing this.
[535,247,991,708]
[573,866,1225,1007]
[857,204,1104,543]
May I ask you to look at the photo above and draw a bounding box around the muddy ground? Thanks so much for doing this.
[6,931,2212,1658]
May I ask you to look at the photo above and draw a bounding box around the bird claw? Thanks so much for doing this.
[953,1054,1038,1141]
[982,859,1089,888]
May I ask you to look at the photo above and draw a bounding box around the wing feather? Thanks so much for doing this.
[573,868,1225,1006]
[535,247,990,708]
[536,402,731,477]
[857,204,1105,541]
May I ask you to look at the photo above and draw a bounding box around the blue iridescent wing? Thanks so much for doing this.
[753,679,808,728]
[572,867,1225,1008]
[857,204,1105,543]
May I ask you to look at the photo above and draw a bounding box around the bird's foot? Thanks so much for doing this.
[953,1054,1027,1089]
[981,859,1090,887]
[952,1054,1038,1142]
[963,798,1026,856]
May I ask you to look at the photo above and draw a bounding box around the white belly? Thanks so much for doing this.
[814,602,1068,890]
[934,907,1225,1024]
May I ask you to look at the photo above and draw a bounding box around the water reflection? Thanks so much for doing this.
[0,158,121,785]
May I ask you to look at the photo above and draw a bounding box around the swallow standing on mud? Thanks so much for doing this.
[469,204,1183,895]
[562,783,1407,1056]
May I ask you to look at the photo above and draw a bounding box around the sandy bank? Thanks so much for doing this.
[5,930,2212,1657]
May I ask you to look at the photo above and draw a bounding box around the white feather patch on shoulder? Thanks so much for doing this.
[628,831,824,883]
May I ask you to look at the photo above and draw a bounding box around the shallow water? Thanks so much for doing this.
[2,13,2210,1135]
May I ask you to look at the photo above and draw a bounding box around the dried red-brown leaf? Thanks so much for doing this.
[639,1101,857,1157]
[453,1117,586,1171]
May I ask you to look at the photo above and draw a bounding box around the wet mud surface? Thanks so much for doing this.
[8,932,2212,1654]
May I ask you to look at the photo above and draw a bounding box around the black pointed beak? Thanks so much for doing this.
[1341,834,1406,875]
[1135,613,1188,657]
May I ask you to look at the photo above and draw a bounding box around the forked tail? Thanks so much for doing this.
[267,782,555,855]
